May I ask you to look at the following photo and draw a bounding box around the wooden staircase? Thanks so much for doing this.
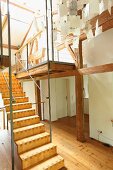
[0,72,64,170]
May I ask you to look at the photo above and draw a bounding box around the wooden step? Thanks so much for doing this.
[13,115,40,129]
[7,108,35,120]
[2,92,25,98]
[0,77,16,81]
[20,143,57,169]
[4,97,29,105]
[0,83,21,88]
[0,72,15,77]
[29,155,64,170]
[6,102,32,112]
[13,123,45,141]
[16,132,50,154]
[0,87,23,93]
[0,81,20,85]
[0,79,18,84]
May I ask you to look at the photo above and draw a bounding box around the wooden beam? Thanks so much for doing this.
[20,21,33,47]
[56,33,87,51]
[1,0,35,14]
[36,70,78,80]
[65,44,78,67]
[29,40,35,55]
[2,13,30,25]
[90,7,113,29]
[2,15,8,31]
[79,63,113,75]
[2,44,18,50]
[75,40,85,142]
[16,31,43,54]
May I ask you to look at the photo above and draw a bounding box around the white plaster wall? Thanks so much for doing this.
[23,81,36,110]
[83,28,113,67]
[89,73,113,146]
[83,29,113,145]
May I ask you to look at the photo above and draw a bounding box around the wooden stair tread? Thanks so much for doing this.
[6,102,32,112]
[16,132,49,145]
[13,123,44,133]
[13,115,40,129]
[5,102,31,107]
[7,108,35,114]
[2,91,25,94]
[29,155,64,170]
[4,96,28,99]
[20,143,56,160]
[2,92,25,98]
[4,97,29,105]
[13,115,39,122]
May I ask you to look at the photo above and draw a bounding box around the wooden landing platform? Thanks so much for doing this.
[16,61,76,80]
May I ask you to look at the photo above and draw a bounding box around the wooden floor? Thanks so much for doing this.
[46,116,113,170]
[0,115,113,170]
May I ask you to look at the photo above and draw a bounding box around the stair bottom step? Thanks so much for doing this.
[29,155,64,170]
[20,143,57,169]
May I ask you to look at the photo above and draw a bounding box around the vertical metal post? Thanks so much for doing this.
[15,54,17,74]
[43,102,45,120]
[0,1,3,65]
[7,0,15,169]
[27,44,29,70]
[45,0,52,142]
[50,0,54,61]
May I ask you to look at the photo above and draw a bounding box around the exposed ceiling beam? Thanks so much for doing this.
[3,44,18,50]
[56,33,86,51]
[2,14,8,31]
[79,63,113,75]
[20,21,33,47]
[2,13,30,25]
[1,0,35,14]
[65,43,78,67]
[16,30,43,54]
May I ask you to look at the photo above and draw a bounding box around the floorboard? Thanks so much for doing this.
[45,116,113,170]
[0,115,113,170]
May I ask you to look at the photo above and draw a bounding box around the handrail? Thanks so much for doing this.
[2,72,15,102]
[15,56,41,90]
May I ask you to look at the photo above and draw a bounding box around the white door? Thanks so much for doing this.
[56,78,68,119]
